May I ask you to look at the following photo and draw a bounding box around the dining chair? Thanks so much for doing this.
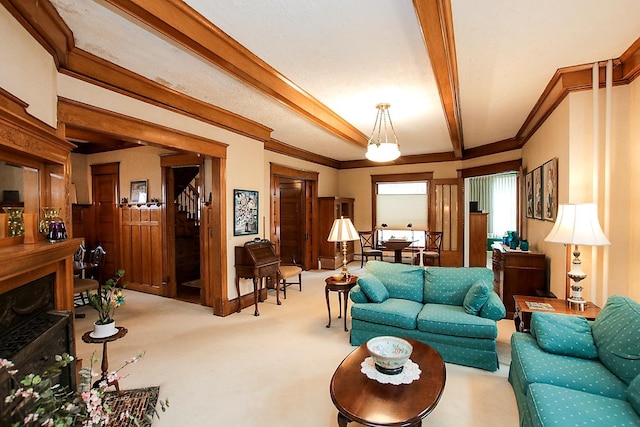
[419,231,443,266]
[278,258,303,299]
[358,231,383,267]
[73,244,107,306]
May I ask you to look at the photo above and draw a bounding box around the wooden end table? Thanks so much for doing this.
[513,295,601,333]
[325,275,358,331]
[82,326,128,394]
[330,338,446,426]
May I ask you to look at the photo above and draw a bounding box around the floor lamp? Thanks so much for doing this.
[544,203,610,309]
[327,216,359,279]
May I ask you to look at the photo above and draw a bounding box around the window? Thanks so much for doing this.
[468,172,517,238]
[376,181,428,246]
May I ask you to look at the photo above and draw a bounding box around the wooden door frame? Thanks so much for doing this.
[270,163,318,270]
[160,153,204,301]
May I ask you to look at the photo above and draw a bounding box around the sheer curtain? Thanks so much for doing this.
[468,173,517,238]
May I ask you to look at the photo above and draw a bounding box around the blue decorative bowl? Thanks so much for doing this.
[366,336,413,375]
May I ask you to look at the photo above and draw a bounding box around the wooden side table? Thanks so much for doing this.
[325,275,358,331]
[82,326,128,394]
[513,295,601,333]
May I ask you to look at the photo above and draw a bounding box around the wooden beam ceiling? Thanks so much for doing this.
[413,0,463,159]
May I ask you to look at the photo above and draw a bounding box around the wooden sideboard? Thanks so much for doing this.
[491,243,546,317]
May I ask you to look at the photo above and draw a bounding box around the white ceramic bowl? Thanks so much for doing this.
[366,336,413,375]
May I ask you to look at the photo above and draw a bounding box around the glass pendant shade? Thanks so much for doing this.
[365,103,401,162]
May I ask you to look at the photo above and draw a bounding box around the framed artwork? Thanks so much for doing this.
[543,158,558,221]
[130,180,148,203]
[234,189,259,236]
[525,171,534,218]
[533,167,543,220]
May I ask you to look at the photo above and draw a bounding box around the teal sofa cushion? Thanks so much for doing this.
[364,261,424,303]
[591,295,640,384]
[416,304,497,339]
[357,275,389,303]
[478,292,506,321]
[527,383,640,427]
[349,284,369,303]
[424,267,493,305]
[351,298,423,330]
[530,312,598,359]
[628,374,640,416]
[510,332,628,401]
[463,279,491,315]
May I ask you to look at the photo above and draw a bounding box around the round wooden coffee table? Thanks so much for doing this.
[330,338,446,426]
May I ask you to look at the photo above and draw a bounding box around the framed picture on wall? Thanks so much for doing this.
[234,189,259,236]
[525,171,534,218]
[130,180,148,203]
[533,167,543,220]
[543,158,558,221]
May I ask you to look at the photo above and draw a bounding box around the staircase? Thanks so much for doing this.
[174,167,200,238]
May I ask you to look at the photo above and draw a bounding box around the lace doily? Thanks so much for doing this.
[360,356,421,385]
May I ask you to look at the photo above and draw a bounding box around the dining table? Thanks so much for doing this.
[380,239,415,263]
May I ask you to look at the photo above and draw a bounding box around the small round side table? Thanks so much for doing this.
[325,275,358,332]
[82,326,128,394]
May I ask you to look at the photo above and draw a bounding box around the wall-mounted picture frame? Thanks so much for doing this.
[533,167,543,220]
[543,158,558,222]
[234,189,259,236]
[525,171,534,219]
[130,180,148,203]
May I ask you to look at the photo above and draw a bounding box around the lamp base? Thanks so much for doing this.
[567,297,586,311]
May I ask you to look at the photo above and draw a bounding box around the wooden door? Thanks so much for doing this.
[279,180,305,266]
[91,163,119,280]
[430,178,463,266]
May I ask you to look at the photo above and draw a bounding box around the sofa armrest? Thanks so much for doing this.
[478,291,506,321]
[530,312,598,359]
[349,284,370,303]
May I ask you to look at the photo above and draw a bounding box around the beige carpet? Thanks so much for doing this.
[73,264,519,426]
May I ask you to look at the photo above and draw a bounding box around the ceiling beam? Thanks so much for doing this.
[413,0,463,159]
[103,0,368,148]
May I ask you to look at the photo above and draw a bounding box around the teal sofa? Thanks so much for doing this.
[349,261,506,371]
[509,295,640,427]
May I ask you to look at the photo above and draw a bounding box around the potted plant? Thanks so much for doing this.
[88,269,126,338]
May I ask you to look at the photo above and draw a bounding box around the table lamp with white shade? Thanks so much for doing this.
[544,203,610,309]
[327,216,359,279]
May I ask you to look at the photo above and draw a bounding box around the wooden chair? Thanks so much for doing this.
[73,244,106,306]
[278,256,303,299]
[417,231,443,266]
[359,231,383,267]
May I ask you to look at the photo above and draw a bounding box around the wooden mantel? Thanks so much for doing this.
[0,238,83,310]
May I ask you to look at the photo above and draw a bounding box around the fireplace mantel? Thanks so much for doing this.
[0,238,83,310]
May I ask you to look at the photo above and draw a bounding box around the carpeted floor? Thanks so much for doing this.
[73,263,519,426]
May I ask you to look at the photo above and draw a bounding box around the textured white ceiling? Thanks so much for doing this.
[49,0,640,161]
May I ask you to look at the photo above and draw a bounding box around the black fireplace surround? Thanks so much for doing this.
[0,274,76,424]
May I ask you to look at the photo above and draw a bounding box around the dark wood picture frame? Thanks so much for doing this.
[543,158,558,222]
[234,189,259,236]
[130,180,148,203]
[525,171,534,219]
[533,167,543,220]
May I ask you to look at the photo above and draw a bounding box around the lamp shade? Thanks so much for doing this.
[544,203,610,246]
[327,216,359,242]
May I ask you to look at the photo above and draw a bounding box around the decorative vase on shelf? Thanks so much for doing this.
[39,207,67,242]
[3,207,25,237]
[91,320,117,339]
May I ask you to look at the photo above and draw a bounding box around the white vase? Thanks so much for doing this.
[92,320,117,338]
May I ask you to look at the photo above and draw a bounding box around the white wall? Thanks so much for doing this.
[0,7,57,127]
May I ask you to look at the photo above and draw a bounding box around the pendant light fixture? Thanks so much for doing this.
[365,103,401,162]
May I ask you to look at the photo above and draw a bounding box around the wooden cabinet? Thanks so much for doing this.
[318,197,355,270]
[469,212,488,267]
[492,244,546,317]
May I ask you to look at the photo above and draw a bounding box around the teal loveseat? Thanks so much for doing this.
[349,261,506,371]
[509,295,640,427]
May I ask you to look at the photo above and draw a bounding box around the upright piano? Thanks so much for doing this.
[234,239,281,316]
